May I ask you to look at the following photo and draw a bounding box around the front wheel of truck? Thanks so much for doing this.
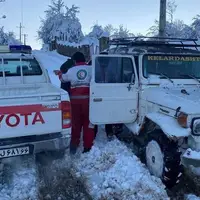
[145,134,183,188]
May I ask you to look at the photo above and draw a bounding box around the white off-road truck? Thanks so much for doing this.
[0,45,71,162]
[89,37,200,188]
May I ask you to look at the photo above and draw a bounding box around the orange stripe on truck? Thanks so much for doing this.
[0,103,61,114]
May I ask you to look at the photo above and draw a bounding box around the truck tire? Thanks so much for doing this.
[145,135,183,188]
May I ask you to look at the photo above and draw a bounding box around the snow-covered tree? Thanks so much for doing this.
[148,1,194,39]
[88,24,135,39]
[148,19,193,38]
[38,0,83,44]
[191,15,200,38]
[46,0,64,16]
[88,24,109,39]
[0,27,21,45]
[58,4,83,43]
[165,20,193,38]
[104,24,116,36]
[167,0,177,23]
[111,25,134,38]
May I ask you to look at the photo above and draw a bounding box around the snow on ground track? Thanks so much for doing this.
[37,157,92,200]
[0,156,38,200]
[33,50,68,70]
[71,130,169,200]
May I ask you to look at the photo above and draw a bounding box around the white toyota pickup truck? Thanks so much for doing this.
[0,45,71,160]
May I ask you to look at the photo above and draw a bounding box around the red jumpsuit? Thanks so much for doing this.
[60,62,94,150]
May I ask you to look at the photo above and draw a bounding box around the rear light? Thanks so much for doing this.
[61,101,71,129]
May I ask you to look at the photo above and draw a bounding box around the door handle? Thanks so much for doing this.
[93,98,102,102]
[127,83,134,91]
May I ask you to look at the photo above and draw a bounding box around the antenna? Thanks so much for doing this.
[23,34,28,45]
[17,23,24,43]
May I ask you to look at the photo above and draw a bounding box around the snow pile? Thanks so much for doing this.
[0,157,37,200]
[185,194,200,200]
[73,131,169,200]
[33,50,68,87]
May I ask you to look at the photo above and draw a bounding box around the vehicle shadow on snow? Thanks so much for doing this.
[36,153,93,200]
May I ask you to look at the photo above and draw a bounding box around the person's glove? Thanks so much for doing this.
[58,71,62,80]
[53,70,62,80]
[53,70,61,75]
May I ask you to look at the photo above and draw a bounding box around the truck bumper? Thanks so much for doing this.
[32,135,70,154]
[182,148,200,167]
[0,132,71,158]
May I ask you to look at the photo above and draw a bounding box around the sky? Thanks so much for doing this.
[0,0,200,50]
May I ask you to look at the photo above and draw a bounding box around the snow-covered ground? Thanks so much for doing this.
[1,50,200,200]
[186,194,200,200]
[0,156,37,200]
[73,131,169,200]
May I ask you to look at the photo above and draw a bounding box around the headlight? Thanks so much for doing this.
[177,112,188,128]
[192,119,200,136]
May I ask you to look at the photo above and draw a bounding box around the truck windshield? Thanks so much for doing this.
[143,54,200,79]
[0,59,42,76]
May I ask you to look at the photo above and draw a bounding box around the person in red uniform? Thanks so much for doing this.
[59,52,95,154]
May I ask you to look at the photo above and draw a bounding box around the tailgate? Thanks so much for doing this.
[0,101,63,139]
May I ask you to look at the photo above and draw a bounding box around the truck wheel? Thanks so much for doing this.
[145,137,183,188]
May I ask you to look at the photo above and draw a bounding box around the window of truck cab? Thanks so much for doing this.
[94,56,135,83]
[143,54,200,79]
[0,58,42,77]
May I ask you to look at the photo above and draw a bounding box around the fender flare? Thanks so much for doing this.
[146,112,191,138]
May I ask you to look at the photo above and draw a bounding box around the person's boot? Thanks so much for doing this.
[82,147,91,153]
[70,144,77,155]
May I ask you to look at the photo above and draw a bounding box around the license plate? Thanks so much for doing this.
[0,146,30,158]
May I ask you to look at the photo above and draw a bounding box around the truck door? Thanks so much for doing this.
[90,55,138,125]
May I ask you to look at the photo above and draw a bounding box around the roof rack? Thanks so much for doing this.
[109,36,200,50]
